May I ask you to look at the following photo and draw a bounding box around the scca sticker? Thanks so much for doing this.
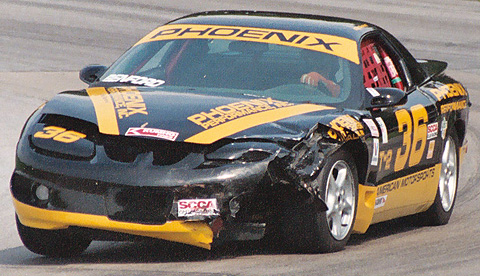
[427,122,438,139]
[177,199,219,217]
[135,24,359,64]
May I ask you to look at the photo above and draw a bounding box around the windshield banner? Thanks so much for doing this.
[135,24,359,64]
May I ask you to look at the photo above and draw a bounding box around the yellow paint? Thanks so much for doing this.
[353,184,377,234]
[185,104,334,144]
[134,24,360,64]
[34,126,86,143]
[371,163,441,224]
[440,100,467,114]
[13,198,213,249]
[428,82,467,101]
[86,87,120,135]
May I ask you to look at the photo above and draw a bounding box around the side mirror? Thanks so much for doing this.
[365,87,407,109]
[79,65,107,84]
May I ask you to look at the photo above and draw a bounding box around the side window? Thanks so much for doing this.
[361,38,406,91]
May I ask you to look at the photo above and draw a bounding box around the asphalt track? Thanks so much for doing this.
[1,1,479,275]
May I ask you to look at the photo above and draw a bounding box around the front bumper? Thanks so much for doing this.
[13,198,213,249]
[11,147,273,249]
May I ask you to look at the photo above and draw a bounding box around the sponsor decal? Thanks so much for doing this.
[427,122,438,140]
[371,138,379,166]
[427,140,435,159]
[375,117,388,144]
[427,83,467,101]
[135,24,360,64]
[374,195,387,209]
[377,167,436,195]
[188,97,293,130]
[363,118,379,137]
[441,117,448,139]
[327,129,359,142]
[87,87,149,135]
[108,87,148,119]
[440,100,467,114]
[185,103,334,144]
[328,115,365,138]
[125,127,179,141]
[366,87,380,97]
[103,74,165,88]
[177,199,219,217]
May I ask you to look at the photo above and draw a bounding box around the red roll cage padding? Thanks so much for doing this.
[361,41,404,90]
[361,42,391,88]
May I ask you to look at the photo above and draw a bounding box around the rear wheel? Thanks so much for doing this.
[16,215,91,257]
[279,150,358,253]
[421,133,458,225]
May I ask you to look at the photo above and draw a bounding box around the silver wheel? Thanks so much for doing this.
[439,136,457,212]
[279,150,357,252]
[325,160,355,240]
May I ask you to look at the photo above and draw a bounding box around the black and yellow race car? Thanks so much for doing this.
[11,10,469,256]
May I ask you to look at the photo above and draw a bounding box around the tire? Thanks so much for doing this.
[279,149,358,253]
[421,132,459,225]
[16,215,91,257]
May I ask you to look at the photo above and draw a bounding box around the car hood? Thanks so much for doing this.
[40,86,350,144]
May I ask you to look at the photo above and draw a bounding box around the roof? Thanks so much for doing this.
[167,10,378,42]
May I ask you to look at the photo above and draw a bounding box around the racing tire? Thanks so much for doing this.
[279,149,358,253]
[420,132,459,226]
[16,215,91,257]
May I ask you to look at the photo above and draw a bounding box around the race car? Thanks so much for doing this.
[11,10,469,257]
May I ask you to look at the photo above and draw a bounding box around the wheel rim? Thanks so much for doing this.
[325,160,355,240]
[439,136,457,212]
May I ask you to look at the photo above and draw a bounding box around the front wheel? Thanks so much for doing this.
[279,149,358,253]
[16,215,91,257]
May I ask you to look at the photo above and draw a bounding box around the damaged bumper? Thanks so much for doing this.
[11,135,284,248]
[13,197,213,249]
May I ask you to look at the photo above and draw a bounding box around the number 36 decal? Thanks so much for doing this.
[34,126,86,144]
[394,104,428,172]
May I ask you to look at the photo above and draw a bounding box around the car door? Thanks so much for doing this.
[360,34,440,221]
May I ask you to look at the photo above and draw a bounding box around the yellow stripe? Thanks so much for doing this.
[134,24,360,64]
[185,104,334,144]
[86,87,120,135]
[13,198,213,249]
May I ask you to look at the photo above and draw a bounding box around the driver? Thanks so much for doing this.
[299,50,341,97]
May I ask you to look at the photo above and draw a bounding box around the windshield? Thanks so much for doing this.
[101,38,357,105]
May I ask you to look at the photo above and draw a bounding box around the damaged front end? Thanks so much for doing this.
[11,116,296,249]
[12,95,367,250]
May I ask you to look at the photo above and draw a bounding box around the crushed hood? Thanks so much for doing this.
[40,86,348,144]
